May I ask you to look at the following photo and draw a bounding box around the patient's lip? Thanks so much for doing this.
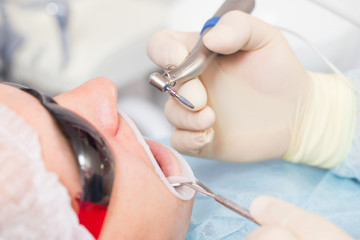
[146,139,182,177]
[114,110,182,177]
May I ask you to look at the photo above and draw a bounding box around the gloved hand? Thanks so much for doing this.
[147,11,356,167]
[246,196,354,240]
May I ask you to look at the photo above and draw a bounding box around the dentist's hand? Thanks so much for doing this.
[147,10,312,162]
[247,196,354,240]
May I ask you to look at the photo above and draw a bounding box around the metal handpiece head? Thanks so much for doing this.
[149,72,194,109]
[148,72,169,92]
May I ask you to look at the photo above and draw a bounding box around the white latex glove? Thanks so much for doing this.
[147,11,356,167]
[246,196,354,240]
[148,11,311,162]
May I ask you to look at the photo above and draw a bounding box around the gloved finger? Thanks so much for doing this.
[170,128,214,155]
[245,226,297,240]
[165,77,213,127]
[175,78,208,111]
[165,98,215,131]
[249,196,354,240]
[147,30,199,68]
[203,10,281,54]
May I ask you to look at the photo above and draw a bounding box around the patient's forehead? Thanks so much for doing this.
[0,84,64,145]
[0,84,46,118]
[0,84,37,107]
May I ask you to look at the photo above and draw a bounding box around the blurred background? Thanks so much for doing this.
[1,0,359,139]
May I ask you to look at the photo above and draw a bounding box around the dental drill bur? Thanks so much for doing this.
[148,0,255,109]
[165,85,195,109]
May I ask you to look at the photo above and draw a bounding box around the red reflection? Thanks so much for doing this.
[76,196,107,239]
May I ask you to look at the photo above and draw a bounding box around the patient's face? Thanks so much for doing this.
[0,78,193,239]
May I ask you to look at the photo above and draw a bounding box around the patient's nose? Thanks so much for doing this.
[55,77,119,136]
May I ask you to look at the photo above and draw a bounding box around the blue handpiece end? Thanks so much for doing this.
[200,16,221,35]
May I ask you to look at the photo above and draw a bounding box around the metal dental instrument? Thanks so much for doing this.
[172,180,259,225]
[148,0,255,109]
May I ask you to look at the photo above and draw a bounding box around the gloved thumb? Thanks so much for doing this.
[203,10,281,54]
[249,196,354,240]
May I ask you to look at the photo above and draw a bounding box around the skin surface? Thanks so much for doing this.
[0,78,193,239]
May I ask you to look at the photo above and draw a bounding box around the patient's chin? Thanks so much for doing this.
[146,139,183,177]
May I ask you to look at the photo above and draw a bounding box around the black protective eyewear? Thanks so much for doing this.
[3,82,114,206]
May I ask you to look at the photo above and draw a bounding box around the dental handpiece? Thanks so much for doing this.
[148,0,255,108]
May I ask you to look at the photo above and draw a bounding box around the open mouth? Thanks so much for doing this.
[117,108,196,200]
[146,139,183,177]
